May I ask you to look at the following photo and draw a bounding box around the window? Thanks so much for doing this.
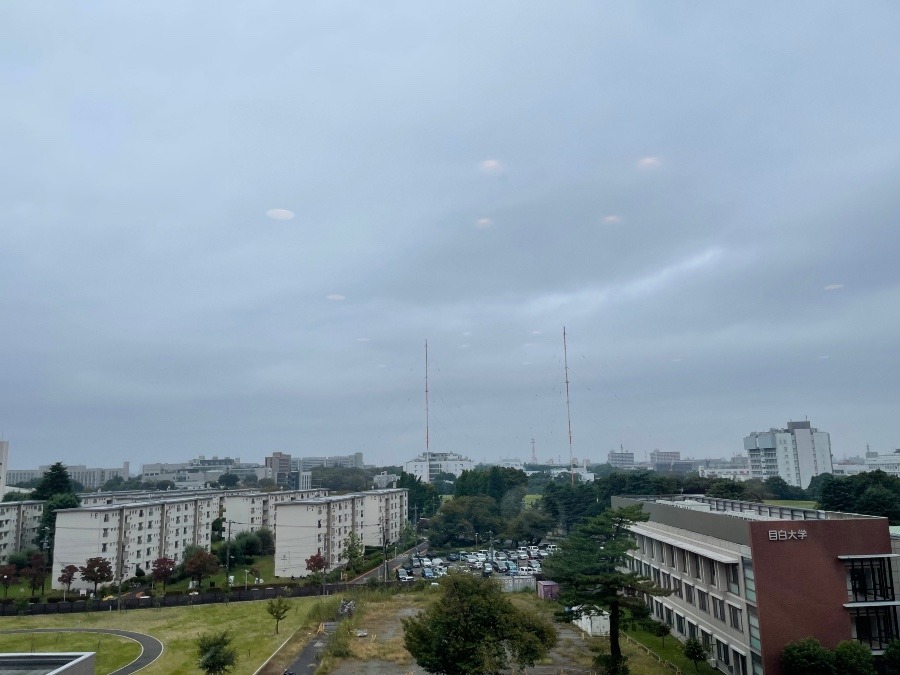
[677,548,687,573]
[690,553,701,579]
[847,558,895,603]
[661,572,671,590]
[713,597,726,622]
[688,622,697,640]
[676,614,685,634]
[851,606,900,650]
[685,584,695,604]
[701,629,712,647]
[729,604,743,630]
[101,543,108,552]
[698,590,709,612]
[672,578,683,599]
[706,559,717,587]
[748,606,761,649]
[728,564,741,594]
[742,557,756,602]
[665,607,674,626]
[716,639,731,666]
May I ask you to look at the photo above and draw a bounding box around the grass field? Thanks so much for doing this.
[0,632,140,673]
[763,500,817,508]
[0,594,335,674]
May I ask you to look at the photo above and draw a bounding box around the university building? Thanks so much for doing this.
[614,494,898,675]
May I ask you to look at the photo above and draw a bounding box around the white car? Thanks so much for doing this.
[475,552,487,562]
[517,566,535,576]
[422,558,432,567]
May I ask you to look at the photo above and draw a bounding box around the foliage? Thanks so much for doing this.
[20,552,48,597]
[80,556,114,594]
[266,595,292,634]
[705,479,746,500]
[305,552,327,574]
[818,471,900,523]
[31,462,79,501]
[340,532,365,573]
[833,640,876,675]
[683,638,710,673]
[309,466,373,493]
[426,495,504,548]
[652,620,671,647]
[151,557,177,589]
[780,637,836,675]
[8,549,37,572]
[0,564,17,597]
[1,490,31,502]
[57,564,78,598]
[455,467,529,506]
[196,631,238,675]
[402,574,556,674]
[255,527,275,555]
[397,472,439,519]
[540,480,605,533]
[541,505,668,668]
[884,639,900,674]
[184,549,220,588]
[503,509,555,545]
[36,492,81,558]
[216,473,240,488]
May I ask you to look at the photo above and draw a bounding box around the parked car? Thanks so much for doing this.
[518,566,535,576]
[411,558,421,568]
[422,568,435,579]
[447,553,460,562]
[431,557,443,567]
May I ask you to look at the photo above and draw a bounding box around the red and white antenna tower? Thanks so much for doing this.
[563,327,575,485]
[531,438,538,464]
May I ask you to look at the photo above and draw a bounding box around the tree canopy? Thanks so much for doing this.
[426,496,504,548]
[403,574,556,674]
[196,631,237,675]
[31,462,79,501]
[541,505,668,673]
[79,556,114,594]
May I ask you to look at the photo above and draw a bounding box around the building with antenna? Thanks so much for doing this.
[404,451,473,483]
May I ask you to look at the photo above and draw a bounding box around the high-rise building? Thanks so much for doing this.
[608,450,635,468]
[744,421,833,488]
[0,441,8,498]
[404,451,473,483]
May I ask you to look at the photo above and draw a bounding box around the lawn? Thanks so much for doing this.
[0,632,140,674]
[0,594,334,674]
[624,627,720,674]
[763,500,817,509]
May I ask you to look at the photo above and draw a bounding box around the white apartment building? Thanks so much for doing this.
[222,488,328,533]
[0,500,44,563]
[0,440,8,498]
[863,451,900,477]
[273,488,408,577]
[51,494,218,592]
[404,451,474,483]
[744,421,833,489]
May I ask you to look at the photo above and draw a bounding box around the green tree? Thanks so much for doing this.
[818,478,855,512]
[653,620,671,648]
[340,532,364,574]
[1,490,31,502]
[397,472,438,519]
[503,509,555,546]
[31,462,77,501]
[426,496,503,548]
[255,527,275,555]
[833,640,876,675]
[79,556,114,595]
[780,637,836,675]
[36,492,81,560]
[883,639,900,675]
[217,473,240,488]
[266,595,292,634]
[196,631,237,675]
[855,485,900,523]
[705,479,746,500]
[541,505,668,674]
[402,574,556,674]
[683,638,710,673]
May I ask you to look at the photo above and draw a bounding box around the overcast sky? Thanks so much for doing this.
[2,2,899,471]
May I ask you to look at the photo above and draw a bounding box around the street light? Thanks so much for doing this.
[244,569,249,591]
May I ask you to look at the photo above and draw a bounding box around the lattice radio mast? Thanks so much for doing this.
[563,327,575,485]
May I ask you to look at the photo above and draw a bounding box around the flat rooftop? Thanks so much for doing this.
[619,494,881,522]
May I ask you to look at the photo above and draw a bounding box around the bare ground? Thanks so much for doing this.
[325,592,669,675]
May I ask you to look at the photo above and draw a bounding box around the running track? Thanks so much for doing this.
[0,627,164,674]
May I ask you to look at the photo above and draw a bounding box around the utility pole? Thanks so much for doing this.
[226,520,233,573]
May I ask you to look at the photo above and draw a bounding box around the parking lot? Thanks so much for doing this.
[394,545,555,582]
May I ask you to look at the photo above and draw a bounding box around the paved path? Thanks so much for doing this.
[0,627,164,674]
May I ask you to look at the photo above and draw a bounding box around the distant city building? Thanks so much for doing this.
[373,471,400,489]
[404,451,474,483]
[0,500,44,564]
[744,421,833,488]
[608,451,635,468]
[0,440,7,498]
[8,462,130,491]
[863,450,900,477]
[294,452,365,471]
[649,450,681,464]
[698,466,753,482]
[497,458,525,471]
[142,456,264,487]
